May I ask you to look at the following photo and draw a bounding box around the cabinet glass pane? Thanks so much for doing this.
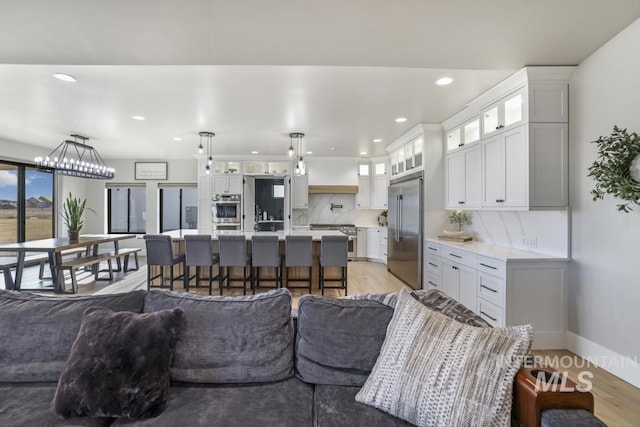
[483,106,499,135]
[447,129,461,151]
[397,149,405,173]
[212,161,226,174]
[413,138,423,168]
[374,162,386,175]
[244,161,264,174]
[404,144,413,170]
[504,94,523,127]
[359,164,370,176]
[391,151,398,175]
[464,119,480,144]
[268,161,289,174]
[227,161,241,173]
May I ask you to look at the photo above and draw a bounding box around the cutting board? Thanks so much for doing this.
[437,235,473,243]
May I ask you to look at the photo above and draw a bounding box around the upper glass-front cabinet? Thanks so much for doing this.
[243,161,289,175]
[390,136,424,177]
[413,138,423,168]
[446,117,480,152]
[482,87,526,137]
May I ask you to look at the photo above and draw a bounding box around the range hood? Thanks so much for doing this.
[308,185,358,194]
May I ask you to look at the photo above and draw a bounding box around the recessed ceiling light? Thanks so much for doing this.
[360,151,367,155]
[131,116,145,121]
[330,147,335,151]
[172,137,182,141]
[53,73,77,82]
[436,77,454,86]
[373,138,382,143]
[394,117,407,123]
[306,151,313,155]
[251,151,259,154]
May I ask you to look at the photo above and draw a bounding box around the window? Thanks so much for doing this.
[0,161,54,243]
[159,186,197,232]
[107,186,146,234]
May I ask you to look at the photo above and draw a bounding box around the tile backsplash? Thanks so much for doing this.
[292,194,383,227]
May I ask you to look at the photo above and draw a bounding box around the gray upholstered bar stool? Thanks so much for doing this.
[143,235,187,291]
[284,235,313,293]
[319,235,348,296]
[251,235,282,293]
[184,234,220,295]
[218,235,252,295]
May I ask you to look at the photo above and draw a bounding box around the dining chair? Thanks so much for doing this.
[218,235,252,295]
[251,234,281,293]
[184,234,220,295]
[284,235,313,294]
[319,235,348,296]
[143,235,187,291]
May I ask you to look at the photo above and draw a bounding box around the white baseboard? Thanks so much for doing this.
[566,331,640,388]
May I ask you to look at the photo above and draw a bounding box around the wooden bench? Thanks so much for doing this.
[0,248,87,286]
[56,248,141,293]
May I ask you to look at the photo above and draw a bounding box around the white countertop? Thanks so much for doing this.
[162,229,348,241]
[425,237,568,262]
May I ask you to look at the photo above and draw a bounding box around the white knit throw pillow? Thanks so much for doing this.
[355,288,532,427]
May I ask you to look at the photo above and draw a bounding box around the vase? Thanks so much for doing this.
[68,230,80,241]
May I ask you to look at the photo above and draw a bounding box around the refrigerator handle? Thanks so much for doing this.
[398,194,403,241]
[395,195,400,242]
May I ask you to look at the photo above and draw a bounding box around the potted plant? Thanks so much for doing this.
[448,210,473,233]
[61,193,95,241]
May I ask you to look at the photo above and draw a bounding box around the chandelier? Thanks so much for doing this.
[34,134,115,179]
[199,131,215,175]
[289,132,305,176]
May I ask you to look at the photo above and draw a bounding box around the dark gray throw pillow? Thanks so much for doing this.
[50,306,185,420]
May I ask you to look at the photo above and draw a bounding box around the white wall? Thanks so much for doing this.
[568,18,640,386]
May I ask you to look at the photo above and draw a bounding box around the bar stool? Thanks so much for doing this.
[251,235,282,293]
[284,235,313,294]
[319,235,348,296]
[218,235,252,295]
[184,234,220,295]
[143,235,187,291]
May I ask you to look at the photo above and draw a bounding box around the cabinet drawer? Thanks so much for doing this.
[477,255,506,278]
[478,298,504,327]
[424,242,440,256]
[425,254,441,275]
[478,272,505,308]
[425,272,440,291]
[442,247,477,269]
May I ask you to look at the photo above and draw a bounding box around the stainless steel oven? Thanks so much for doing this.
[212,194,242,230]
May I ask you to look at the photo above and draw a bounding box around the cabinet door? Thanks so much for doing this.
[458,264,478,312]
[379,227,388,263]
[482,134,504,207]
[372,175,388,209]
[440,258,459,299]
[446,128,462,152]
[482,104,500,138]
[357,175,371,208]
[463,145,482,208]
[212,175,227,194]
[503,125,527,207]
[366,228,380,260]
[445,152,464,209]
[291,174,308,208]
[197,174,212,230]
[356,227,367,257]
[228,175,244,194]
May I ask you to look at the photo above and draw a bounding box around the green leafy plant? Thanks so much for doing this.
[61,193,95,231]
[448,210,473,231]
[588,126,640,212]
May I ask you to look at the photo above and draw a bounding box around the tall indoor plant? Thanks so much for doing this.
[61,193,95,241]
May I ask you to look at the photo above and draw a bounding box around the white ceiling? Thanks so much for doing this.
[1,1,639,160]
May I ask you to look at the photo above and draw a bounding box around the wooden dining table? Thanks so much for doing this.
[0,234,136,293]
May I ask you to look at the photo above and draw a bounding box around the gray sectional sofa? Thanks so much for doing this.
[0,288,604,426]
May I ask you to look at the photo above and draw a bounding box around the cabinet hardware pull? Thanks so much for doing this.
[479,263,497,270]
[428,247,437,252]
[428,281,437,287]
[458,143,464,147]
[449,253,462,259]
[458,201,465,204]
[452,266,458,270]
[495,199,505,203]
[428,262,438,267]
[481,284,498,293]
[480,311,497,322]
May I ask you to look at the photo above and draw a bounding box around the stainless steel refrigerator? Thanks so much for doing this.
[387,171,423,290]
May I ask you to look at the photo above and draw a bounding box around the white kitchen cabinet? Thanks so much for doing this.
[291,174,308,209]
[356,227,367,258]
[372,175,388,209]
[379,227,388,264]
[357,160,388,209]
[445,144,482,209]
[213,174,243,195]
[440,248,478,307]
[445,116,481,152]
[482,86,527,138]
[366,228,380,260]
[357,175,371,209]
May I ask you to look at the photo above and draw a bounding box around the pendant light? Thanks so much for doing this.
[289,132,305,175]
[34,134,115,179]
[199,131,215,175]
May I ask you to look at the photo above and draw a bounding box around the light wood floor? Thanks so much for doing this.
[3,260,639,425]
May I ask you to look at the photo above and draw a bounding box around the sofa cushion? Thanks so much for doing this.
[0,383,113,427]
[356,288,533,427]
[143,288,294,384]
[314,385,412,427]
[541,409,606,427]
[0,289,146,382]
[111,378,313,427]
[413,289,491,327]
[51,307,184,420]
[295,294,394,386]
